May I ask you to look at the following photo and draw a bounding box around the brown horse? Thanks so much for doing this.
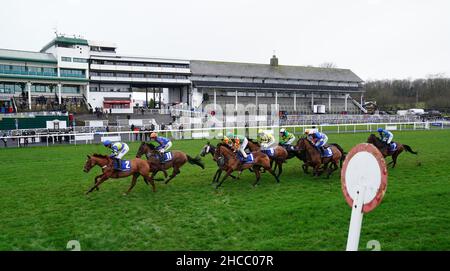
[367,134,418,168]
[200,141,237,183]
[213,143,280,188]
[246,139,288,177]
[136,142,205,184]
[295,137,343,178]
[83,154,156,195]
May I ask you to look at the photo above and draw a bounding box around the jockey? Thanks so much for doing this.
[377,128,393,148]
[258,129,275,150]
[103,140,129,169]
[279,128,296,148]
[309,130,328,156]
[226,131,248,159]
[150,132,172,162]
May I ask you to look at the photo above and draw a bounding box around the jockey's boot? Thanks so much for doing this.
[159,153,165,163]
[114,158,121,170]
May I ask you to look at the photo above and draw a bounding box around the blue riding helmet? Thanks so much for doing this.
[103,140,112,146]
[377,128,383,133]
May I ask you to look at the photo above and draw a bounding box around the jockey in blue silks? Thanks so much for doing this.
[309,130,328,156]
[103,140,129,169]
[377,128,394,148]
[150,132,172,162]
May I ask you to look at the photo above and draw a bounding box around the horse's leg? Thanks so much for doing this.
[391,151,400,168]
[216,169,233,189]
[86,175,109,194]
[252,167,261,186]
[143,174,156,192]
[164,167,180,184]
[276,160,283,177]
[94,174,103,191]
[124,173,139,195]
[212,168,221,183]
[263,162,280,183]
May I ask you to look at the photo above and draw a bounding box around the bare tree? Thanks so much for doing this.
[319,62,338,68]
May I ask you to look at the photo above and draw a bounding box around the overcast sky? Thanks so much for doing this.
[1,0,449,80]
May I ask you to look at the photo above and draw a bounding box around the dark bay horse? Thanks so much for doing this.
[200,141,237,183]
[367,134,418,168]
[213,143,280,188]
[136,142,205,184]
[83,154,156,195]
[295,138,343,178]
[246,139,288,177]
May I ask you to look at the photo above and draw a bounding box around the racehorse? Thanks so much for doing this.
[136,142,205,184]
[367,134,418,168]
[246,139,288,177]
[213,143,280,188]
[200,141,237,183]
[295,137,343,178]
[83,154,156,195]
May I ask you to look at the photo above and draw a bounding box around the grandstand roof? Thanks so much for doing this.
[190,60,363,82]
[0,48,57,63]
[40,36,89,52]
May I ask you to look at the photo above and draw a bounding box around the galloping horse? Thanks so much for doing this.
[136,142,205,184]
[367,134,417,168]
[213,143,280,188]
[83,154,156,195]
[295,137,343,178]
[200,141,237,183]
[246,139,288,177]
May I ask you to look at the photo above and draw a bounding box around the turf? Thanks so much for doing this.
[0,130,449,251]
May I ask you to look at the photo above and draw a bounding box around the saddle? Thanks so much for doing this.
[159,151,173,163]
[261,148,275,157]
[237,152,254,164]
[113,159,132,171]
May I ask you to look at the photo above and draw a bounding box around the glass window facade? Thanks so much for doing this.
[73,58,88,63]
[61,85,80,93]
[0,64,57,77]
[60,68,85,78]
[0,82,23,93]
[61,57,72,62]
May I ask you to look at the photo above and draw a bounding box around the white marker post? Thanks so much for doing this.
[341,143,388,251]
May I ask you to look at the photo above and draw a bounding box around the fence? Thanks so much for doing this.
[0,121,448,148]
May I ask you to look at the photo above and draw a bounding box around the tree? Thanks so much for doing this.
[319,62,338,68]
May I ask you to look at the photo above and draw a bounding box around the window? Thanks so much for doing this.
[131,63,144,66]
[27,67,42,75]
[116,73,129,77]
[60,68,85,78]
[131,73,144,78]
[62,86,80,93]
[161,74,173,79]
[73,58,88,63]
[61,57,72,62]
[100,72,113,77]
[146,74,159,78]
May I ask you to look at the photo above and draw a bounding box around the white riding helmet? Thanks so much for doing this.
[258,129,264,134]
[308,129,315,135]
[280,128,286,134]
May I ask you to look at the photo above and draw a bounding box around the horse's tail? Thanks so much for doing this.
[187,155,205,169]
[331,143,346,167]
[403,144,418,155]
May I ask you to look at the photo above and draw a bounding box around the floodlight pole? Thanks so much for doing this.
[346,185,366,251]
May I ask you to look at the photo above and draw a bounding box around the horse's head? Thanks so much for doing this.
[367,134,377,144]
[295,137,307,151]
[136,142,147,158]
[84,155,95,173]
[200,141,211,157]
